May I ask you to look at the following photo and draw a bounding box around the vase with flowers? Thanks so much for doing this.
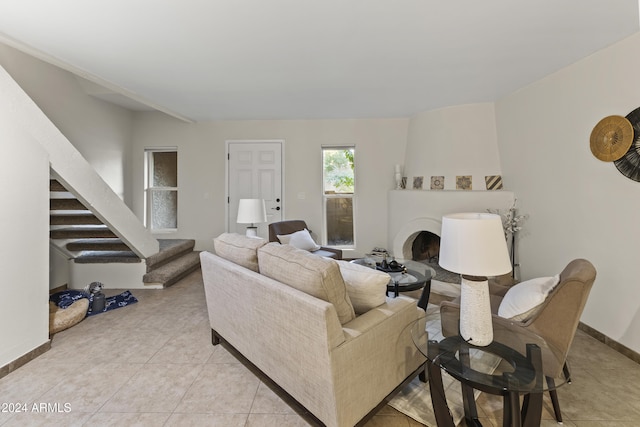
[488,199,528,279]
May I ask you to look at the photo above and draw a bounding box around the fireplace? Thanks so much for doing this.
[388,189,515,262]
[411,231,440,263]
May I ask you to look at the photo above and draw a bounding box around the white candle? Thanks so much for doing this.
[395,164,401,173]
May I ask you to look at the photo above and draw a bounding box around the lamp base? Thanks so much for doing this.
[459,275,493,346]
[245,226,258,237]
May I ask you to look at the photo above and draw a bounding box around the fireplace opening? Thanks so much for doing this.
[411,231,440,263]
[407,231,460,284]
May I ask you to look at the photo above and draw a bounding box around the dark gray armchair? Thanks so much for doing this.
[268,220,342,260]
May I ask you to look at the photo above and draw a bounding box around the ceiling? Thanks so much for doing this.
[0,0,638,122]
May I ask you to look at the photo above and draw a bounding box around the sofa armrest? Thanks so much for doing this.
[341,296,424,339]
[330,296,426,426]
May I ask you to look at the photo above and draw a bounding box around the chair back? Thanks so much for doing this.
[268,220,309,242]
[523,258,596,373]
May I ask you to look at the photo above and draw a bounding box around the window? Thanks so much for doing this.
[144,148,178,231]
[322,146,355,247]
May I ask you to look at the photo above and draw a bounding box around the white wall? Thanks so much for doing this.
[405,103,503,190]
[0,43,134,204]
[49,247,69,290]
[496,32,640,353]
[131,114,408,257]
[0,98,50,368]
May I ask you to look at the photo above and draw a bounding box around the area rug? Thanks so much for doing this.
[388,304,501,426]
[421,260,460,284]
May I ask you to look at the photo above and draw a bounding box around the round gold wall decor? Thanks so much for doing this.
[590,115,633,162]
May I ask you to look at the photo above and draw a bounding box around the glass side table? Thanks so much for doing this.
[411,311,567,427]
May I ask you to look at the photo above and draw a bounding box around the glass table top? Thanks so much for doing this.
[350,258,434,291]
[411,308,568,394]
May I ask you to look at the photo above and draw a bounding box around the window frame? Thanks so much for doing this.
[321,145,355,249]
[144,147,178,232]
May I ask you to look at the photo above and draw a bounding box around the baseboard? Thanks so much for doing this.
[578,321,640,364]
[0,341,51,380]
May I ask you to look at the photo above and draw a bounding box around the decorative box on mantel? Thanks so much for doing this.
[387,189,515,261]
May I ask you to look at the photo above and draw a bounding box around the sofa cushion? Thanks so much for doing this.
[498,274,560,321]
[337,260,389,314]
[276,228,321,251]
[213,233,267,272]
[258,243,355,324]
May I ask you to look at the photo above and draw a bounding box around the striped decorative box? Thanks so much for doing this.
[485,175,503,190]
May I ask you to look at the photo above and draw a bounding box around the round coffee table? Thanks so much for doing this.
[350,259,433,307]
[386,268,430,296]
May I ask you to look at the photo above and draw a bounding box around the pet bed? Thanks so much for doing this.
[49,298,89,334]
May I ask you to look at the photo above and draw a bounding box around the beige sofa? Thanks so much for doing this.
[200,233,426,427]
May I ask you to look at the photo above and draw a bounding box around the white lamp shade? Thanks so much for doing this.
[236,199,267,224]
[439,212,511,277]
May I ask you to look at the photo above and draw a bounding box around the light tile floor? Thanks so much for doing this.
[1,270,639,426]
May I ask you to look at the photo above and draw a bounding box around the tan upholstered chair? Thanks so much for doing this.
[440,258,596,423]
[268,220,342,260]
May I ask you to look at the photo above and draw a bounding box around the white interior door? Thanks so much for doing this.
[227,141,283,238]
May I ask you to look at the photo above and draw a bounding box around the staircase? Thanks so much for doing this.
[143,239,202,287]
[50,179,200,287]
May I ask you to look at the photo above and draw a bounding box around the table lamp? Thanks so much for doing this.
[438,212,511,346]
[237,199,267,237]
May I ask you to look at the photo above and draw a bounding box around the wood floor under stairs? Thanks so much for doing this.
[50,179,200,287]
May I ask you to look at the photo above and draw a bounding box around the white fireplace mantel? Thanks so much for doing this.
[388,189,515,260]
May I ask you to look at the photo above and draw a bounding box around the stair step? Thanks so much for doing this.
[74,251,141,264]
[50,213,103,225]
[146,239,196,271]
[143,251,201,287]
[50,198,87,210]
[66,238,130,251]
[50,227,117,239]
[50,179,66,192]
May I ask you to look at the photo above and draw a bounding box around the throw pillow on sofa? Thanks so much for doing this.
[276,228,321,251]
[258,243,355,324]
[337,260,390,314]
[214,233,267,272]
[498,274,560,321]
